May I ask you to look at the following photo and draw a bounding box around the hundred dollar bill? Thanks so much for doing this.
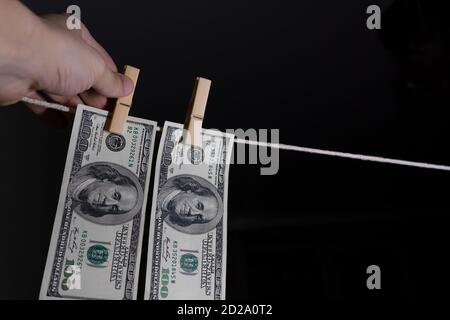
[145,122,234,300]
[40,105,157,300]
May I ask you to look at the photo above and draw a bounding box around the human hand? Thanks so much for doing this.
[0,2,133,125]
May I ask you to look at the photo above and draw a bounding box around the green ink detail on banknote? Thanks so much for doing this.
[180,254,198,273]
[87,245,109,265]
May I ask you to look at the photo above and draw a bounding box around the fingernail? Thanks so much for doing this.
[121,75,134,96]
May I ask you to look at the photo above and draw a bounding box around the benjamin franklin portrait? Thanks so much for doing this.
[69,162,144,225]
[157,175,223,234]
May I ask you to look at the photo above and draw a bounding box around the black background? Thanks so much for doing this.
[0,0,449,300]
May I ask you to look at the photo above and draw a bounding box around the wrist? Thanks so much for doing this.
[0,1,48,91]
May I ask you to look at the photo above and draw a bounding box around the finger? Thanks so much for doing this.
[103,98,117,112]
[24,91,48,115]
[0,100,20,106]
[93,69,134,98]
[45,92,83,114]
[79,90,108,109]
[46,93,83,111]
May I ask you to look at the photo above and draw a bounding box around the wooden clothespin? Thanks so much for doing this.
[107,65,140,134]
[182,77,211,147]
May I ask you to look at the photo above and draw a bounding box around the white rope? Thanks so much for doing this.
[235,138,450,172]
[21,97,71,112]
[21,97,450,172]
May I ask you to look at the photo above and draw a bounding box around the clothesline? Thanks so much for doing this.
[235,138,450,172]
[21,97,450,172]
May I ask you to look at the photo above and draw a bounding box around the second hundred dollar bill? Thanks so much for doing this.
[145,122,234,300]
[40,105,157,300]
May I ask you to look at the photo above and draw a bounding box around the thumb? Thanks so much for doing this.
[93,69,134,98]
